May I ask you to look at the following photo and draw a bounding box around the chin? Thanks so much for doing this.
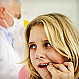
[39,70,52,79]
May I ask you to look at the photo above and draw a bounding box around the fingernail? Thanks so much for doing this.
[49,63,53,65]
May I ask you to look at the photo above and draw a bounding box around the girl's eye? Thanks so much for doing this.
[29,44,36,49]
[44,43,51,47]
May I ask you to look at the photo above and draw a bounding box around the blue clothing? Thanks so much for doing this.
[0,25,13,46]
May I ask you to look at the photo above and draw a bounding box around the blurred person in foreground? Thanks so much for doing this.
[0,0,23,79]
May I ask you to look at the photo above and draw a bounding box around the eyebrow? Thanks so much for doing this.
[28,40,49,45]
[41,40,49,42]
[28,42,35,45]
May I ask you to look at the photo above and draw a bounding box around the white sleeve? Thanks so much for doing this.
[0,34,22,79]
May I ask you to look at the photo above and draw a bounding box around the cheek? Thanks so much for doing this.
[30,53,36,65]
[45,49,64,64]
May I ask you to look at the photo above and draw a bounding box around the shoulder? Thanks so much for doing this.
[18,65,30,79]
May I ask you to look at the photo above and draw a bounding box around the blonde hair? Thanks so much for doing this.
[24,13,79,79]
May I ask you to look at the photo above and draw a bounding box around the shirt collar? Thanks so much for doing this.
[0,25,9,36]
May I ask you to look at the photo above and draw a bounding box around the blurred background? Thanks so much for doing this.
[21,0,79,28]
[15,0,79,60]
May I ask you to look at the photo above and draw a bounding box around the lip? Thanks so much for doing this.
[38,62,49,68]
[38,62,58,67]
[38,63,48,66]
[38,61,57,66]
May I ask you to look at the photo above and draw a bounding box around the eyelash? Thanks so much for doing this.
[44,43,51,47]
[29,44,36,49]
[29,43,51,50]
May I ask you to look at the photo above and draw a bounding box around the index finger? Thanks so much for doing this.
[63,62,74,72]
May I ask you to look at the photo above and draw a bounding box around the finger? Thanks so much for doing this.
[55,69,65,75]
[47,64,59,79]
[63,62,74,72]
[53,63,69,73]
[47,63,57,75]
[47,64,65,78]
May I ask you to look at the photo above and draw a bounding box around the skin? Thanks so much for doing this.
[2,1,21,19]
[0,1,21,29]
[28,25,74,79]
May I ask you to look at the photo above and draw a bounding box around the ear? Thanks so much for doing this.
[0,7,5,19]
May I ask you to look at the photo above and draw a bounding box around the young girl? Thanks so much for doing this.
[24,13,79,79]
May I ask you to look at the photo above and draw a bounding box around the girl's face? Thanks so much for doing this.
[28,26,64,79]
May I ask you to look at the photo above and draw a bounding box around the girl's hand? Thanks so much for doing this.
[47,62,74,79]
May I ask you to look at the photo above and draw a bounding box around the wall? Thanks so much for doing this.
[21,0,79,29]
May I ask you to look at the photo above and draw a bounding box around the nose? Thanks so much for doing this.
[36,55,44,59]
[15,14,21,19]
[35,48,46,60]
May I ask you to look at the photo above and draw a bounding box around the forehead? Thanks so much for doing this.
[3,1,20,17]
[29,25,48,42]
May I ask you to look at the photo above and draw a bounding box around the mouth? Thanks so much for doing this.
[38,62,58,68]
[38,63,49,68]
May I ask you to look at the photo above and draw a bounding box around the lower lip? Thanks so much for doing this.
[39,66,47,69]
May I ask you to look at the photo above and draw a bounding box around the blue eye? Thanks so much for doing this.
[44,43,51,47]
[29,44,36,49]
